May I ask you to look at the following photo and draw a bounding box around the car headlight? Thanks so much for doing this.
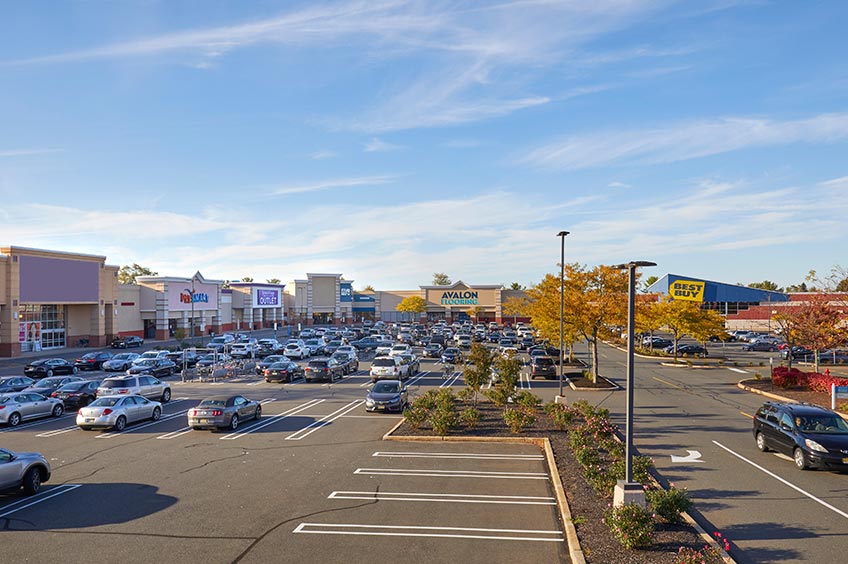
[804,439,828,453]
[365,397,375,406]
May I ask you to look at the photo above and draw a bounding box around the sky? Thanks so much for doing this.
[1,0,847,291]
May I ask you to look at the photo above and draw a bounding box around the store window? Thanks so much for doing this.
[19,304,66,352]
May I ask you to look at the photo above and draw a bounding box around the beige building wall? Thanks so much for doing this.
[312,276,336,310]
[117,285,143,336]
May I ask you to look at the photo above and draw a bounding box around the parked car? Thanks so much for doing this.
[303,339,326,356]
[664,344,708,357]
[397,352,420,376]
[818,349,848,364]
[0,447,51,495]
[423,343,444,358]
[165,350,199,369]
[365,380,409,413]
[96,375,171,402]
[264,360,304,383]
[111,336,144,348]
[324,340,344,356]
[299,328,317,339]
[0,392,66,426]
[742,341,779,352]
[519,336,535,350]
[126,358,176,378]
[641,337,673,349]
[753,401,848,471]
[530,356,557,380]
[375,342,394,356]
[351,337,380,351]
[256,355,287,375]
[51,380,101,408]
[76,394,162,431]
[102,353,141,372]
[74,351,113,371]
[23,358,78,378]
[441,348,463,364]
[206,334,236,352]
[332,351,359,375]
[305,358,344,382]
[370,356,409,382]
[187,395,262,431]
[196,353,227,376]
[283,341,310,359]
[22,376,84,398]
[456,335,472,349]
[389,344,411,357]
[0,377,36,393]
[781,347,815,361]
[230,339,258,359]
[132,350,170,364]
[255,339,282,357]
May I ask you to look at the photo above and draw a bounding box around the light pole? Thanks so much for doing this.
[612,260,656,507]
[557,231,570,399]
[190,274,197,347]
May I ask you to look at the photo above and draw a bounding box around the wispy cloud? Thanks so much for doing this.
[272,174,398,196]
[364,138,401,152]
[607,181,632,188]
[522,112,848,170]
[309,150,337,160]
[0,149,63,158]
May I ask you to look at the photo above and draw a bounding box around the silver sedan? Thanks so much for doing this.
[0,392,65,427]
[76,394,162,431]
[187,395,261,431]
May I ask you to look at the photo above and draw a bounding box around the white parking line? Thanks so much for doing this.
[372,451,545,461]
[440,372,462,388]
[157,426,193,439]
[0,484,82,519]
[293,523,564,542]
[328,491,556,505]
[353,468,549,480]
[95,409,190,438]
[219,398,325,440]
[285,400,364,441]
[0,413,76,433]
[36,424,80,438]
[728,367,749,374]
[713,440,848,519]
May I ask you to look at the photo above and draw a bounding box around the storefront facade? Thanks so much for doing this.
[288,274,353,325]
[228,282,286,331]
[133,272,225,341]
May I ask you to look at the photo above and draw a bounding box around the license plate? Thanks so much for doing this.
[85,418,95,422]
[843,458,848,464]
[200,419,208,424]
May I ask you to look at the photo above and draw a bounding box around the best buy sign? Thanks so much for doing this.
[670,280,705,302]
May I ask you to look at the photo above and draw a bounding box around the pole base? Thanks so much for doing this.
[613,481,646,508]
[555,395,568,404]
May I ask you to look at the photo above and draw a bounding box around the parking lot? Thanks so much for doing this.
[0,340,568,564]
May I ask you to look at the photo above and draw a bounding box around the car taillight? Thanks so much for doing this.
[211,410,222,416]
[264,369,271,375]
[190,409,197,416]
[51,392,58,397]
[118,389,129,394]
[103,409,113,415]
[0,405,5,410]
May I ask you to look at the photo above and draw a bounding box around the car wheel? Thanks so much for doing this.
[229,414,239,431]
[47,369,54,378]
[72,367,79,374]
[114,416,127,432]
[151,407,161,421]
[52,404,64,417]
[755,432,770,452]
[22,468,42,495]
[161,388,171,402]
[793,448,809,470]
[254,406,262,420]
[8,412,22,427]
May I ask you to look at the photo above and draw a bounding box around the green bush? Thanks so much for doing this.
[403,406,428,429]
[545,402,577,430]
[648,486,693,524]
[435,388,456,410]
[603,502,655,549]
[503,408,535,433]
[484,386,512,407]
[513,390,541,411]
[413,390,439,411]
[430,407,458,436]
[457,387,475,403]
[459,406,481,429]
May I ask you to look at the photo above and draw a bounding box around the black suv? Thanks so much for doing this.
[529,356,557,379]
[753,401,848,471]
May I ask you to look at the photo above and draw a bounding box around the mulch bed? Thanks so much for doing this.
[741,378,836,408]
[567,375,618,389]
[394,402,710,563]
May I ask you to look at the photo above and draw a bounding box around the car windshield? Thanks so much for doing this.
[81,353,97,359]
[308,361,328,368]
[535,358,554,366]
[113,354,133,360]
[264,356,283,363]
[90,397,121,407]
[269,363,291,369]
[136,359,156,366]
[199,399,226,407]
[797,415,848,434]
[372,358,396,367]
[372,382,400,393]
[305,339,320,345]
[100,379,132,389]
[58,382,86,391]
[39,378,64,386]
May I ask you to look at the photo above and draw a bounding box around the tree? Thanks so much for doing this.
[748,280,782,291]
[432,272,452,286]
[509,282,525,290]
[463,343,493,405]
[524,274,579,362]
[466,305,483,323]
[635,298,664,349]
[502,295,529,326]
[118,264,158,284]
[688,309,728,348]
[642,275,659,293]
[396,295,427,322]
[266,278,281,284]
[241,277,254,282]
[836,278,848,292]
[776,292,848,373]
[656,298,703,361]
[785,282,808,293]
[361,284,375,292]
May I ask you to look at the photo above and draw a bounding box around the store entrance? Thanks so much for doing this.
[19,304,66,352]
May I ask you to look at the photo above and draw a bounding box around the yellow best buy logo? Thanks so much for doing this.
[670,279,705,302]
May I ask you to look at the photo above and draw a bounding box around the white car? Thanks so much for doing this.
[370,356,409,382]
[389,344,411,357]
[77,394,162,431]
[283,342,310,359]
[500,346,519,358]
[132,350,169,365]
[375,342,394,356]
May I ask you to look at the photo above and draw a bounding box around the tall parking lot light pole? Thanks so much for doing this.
[557,231,570,399]
[612,260,656,507]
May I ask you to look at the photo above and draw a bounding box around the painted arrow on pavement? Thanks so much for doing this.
[670,450,704,463]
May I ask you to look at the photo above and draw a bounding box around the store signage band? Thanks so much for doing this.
[180,288,209,304]
[441,290,478,305]
[256,289,279,306]
[670,280,705,302]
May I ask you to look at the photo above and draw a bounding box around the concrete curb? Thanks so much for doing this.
[566,376,620,392]
[603,340,724,366]
[383,426,586,563]
[736,380,848,420]
[659,362,714,369]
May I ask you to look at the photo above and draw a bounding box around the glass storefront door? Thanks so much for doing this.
[19,304,66,352]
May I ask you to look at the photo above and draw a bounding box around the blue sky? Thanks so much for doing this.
[1,0,846,290]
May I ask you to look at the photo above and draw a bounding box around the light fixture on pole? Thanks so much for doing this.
[612,260,656,508]
[557,231,570,399]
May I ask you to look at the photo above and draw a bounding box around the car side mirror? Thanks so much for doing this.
[780,423,792,432]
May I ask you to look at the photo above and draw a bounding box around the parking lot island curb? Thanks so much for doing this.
[737,380,848,420]
[383,423,586,564]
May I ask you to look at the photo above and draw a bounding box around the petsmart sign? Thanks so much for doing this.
[253,288,281,308]
[670,279,705,302]
[441,290,478,306]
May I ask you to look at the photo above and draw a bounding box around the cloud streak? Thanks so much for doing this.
[0,149,63,158]
[272,174,398,195]
[522,112,848,170]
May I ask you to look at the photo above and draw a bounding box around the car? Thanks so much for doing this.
[165,350,199,369]
[487,331,502,343]
[742,341,779,352]
[76,394,162,431]
[74,351,113,371]
[324,340,344,356]
[187,395,262,431]
[500,346,519,358]
[519,336,535,350]
[0,448,51,495]
[423,343,443,358]
[51,380,101,408]
[780,346,815,361]
[497,338,514,349]
[96,375,172,402]
[207,334,236,352]
[264,360,304,383]
[0,377,36,393]
[753,401,848,471]
[530,356,557,380]
[370,356,409,382]
[351,336,380,351]
[335,345,356,356]
[641,337,673,349]
[132,350,170,364]
[111,336,144,348]
[299,328,317,339]
[303,338,326,356]
[389,344,411,357]
[664,344,708,357]
[331,351,360,375]
[0,392,66,426]
[256,354,288,375]
[229,341,258,359]
[256,339,283,357]
[441,348,463,364]
[283,341,310,359]
[305,358,344,382]
[22,376,84,398]
[708,333,736,342]
[126,358,176,378]
[365,380,409,413]
[818,349,848,364]
[396,352,420,376]
[196,353,227,377]
[102,352,141,372]
[456,335,472,349]
[375,342,394,356]
[23,358,79,378]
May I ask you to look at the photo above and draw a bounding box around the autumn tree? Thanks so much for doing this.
[396,295,427,322]
[432,272,452,286]
[118,264,158,284]
[502,295,530,326]
[466,305,483,323]
[525,274,579,361]
[688,309,728,347]
[775,292,848,372]
[635,298,664,349]
[656,299,703,360]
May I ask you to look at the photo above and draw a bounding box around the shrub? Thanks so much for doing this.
[603,502,655,549]
[676,532,730,563]
[584,464,617,496]
[503,407,535,433]
[430,407,458,436]
[608,455,654,486]
[546,402,577,430]
[413,390,439,411]
[648,486,693,524]
[771,366,808,389]
[435,388,456,410]
[459,406,480,429]
[457,387,475,403]
[807,372,848,393]
[403,406,428,430]
[484,386,512,407]
[513,390,542,411]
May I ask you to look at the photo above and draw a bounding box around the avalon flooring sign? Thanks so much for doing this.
[441,291,479,305]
